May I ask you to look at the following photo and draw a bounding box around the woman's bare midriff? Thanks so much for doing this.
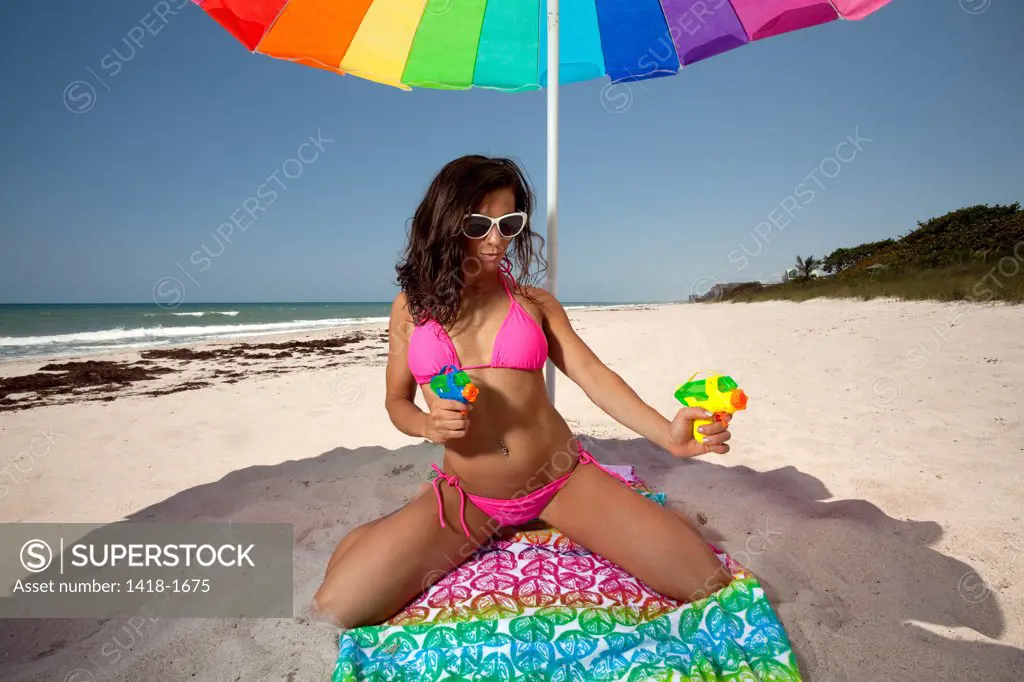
[419,367,579,500]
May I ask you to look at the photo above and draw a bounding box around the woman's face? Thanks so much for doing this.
[462,187,518,273]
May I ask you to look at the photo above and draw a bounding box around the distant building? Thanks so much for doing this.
[690,282,761,302]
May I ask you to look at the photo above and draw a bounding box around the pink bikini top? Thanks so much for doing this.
[407,270,548,385]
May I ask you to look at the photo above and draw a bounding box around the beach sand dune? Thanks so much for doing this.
[0,300,1021,680]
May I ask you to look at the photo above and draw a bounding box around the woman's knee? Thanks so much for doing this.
[345,518,380,546]
[324,520,378,575]
[312,580,377,629]
[675,561,734,603]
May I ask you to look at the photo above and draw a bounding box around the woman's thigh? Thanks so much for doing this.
[314,483,498,628]
[324,516,384,577]
[539,462,733,602]
[323,484,435,576]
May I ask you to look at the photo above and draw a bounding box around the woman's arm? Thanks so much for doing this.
[534,289,729,457]
[384,294,429,438]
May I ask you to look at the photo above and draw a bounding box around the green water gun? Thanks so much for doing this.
[429,365,479,404]
[674,371,749,444]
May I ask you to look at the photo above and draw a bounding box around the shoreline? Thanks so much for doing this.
[0,324,391,414]
[0,302,666,368]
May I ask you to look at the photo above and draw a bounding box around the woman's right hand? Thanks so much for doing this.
[423,399,472,444]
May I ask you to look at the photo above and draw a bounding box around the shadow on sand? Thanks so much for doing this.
[580,436,1023,681]
[1,437,1021,680]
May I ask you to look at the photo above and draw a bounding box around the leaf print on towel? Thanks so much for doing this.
[626,662,673,682]
[479,651,517,681]
[436,565,475,587]
[444,643,484,678]
[554,630,599,660]
[427,582,471,609]
[555,568,596,591]
[706,605,746,642]
[423,626,458,650]
[477,547,517,573]
[455,619,498,645]
[519,529,553,545]
[718,577,756,614]
[389,606,428,626]
[710,637,747,672]
[746,597,779,628]
[678,601,707,640]
[578,607,616,636]
[522,556,559,580]
[406,649,446,682]
[591,650,632,681]
[561,589,602,608]
[604,629,644,654]
[557,554,595,573]
[553,534,587,554]
[609,604,644,627]
[594,562,633,581]
[599,576,643,604]
[510,615,555,643]
[514,576,560,608]
[375,632,417,658]
[537,605,575,626]
[470,571,517,593]
[511,641,556,674]
[435,605,473,624]
[636,615,672,642]
[751,657,802,682]
[642,595,678,622]
[349,626,380,648]
[747,622,791,659]
[549,659,588,682]
[471,591,521,620]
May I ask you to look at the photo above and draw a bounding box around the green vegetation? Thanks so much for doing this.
[721,202,1024,304]
[821,239,894,274]
[794,254,822,279]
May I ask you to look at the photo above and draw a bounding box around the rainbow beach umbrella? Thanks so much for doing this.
[190,0,893,400]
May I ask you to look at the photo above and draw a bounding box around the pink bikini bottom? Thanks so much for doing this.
[430,442,629,538]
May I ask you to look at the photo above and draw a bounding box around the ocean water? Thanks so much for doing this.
[0,301,636,361]
[0,303,391,361]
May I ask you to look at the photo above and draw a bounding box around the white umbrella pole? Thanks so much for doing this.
[544,0,559,404]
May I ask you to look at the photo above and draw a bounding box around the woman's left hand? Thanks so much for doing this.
[663,407,732,457]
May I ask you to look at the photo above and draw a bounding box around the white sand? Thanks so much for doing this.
[0,299,1021,680]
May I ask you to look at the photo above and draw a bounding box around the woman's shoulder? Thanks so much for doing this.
[515,285,567,323]
[390,292,415,324]
[517,284,559,307]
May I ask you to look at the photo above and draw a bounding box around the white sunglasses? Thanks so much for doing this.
[462,212,528,240]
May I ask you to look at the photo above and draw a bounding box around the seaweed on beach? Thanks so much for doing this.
[139,348,223,361]
[141,381,212,397]
[139,334,367,362]
[0,361,176,412]
[1,361,173,395]
[0,331,385,412]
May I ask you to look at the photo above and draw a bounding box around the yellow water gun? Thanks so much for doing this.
[674,371,749,444]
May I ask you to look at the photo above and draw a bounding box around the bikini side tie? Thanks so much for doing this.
[431,463,471,538]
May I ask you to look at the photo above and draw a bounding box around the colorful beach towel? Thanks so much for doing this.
[333,466,801,681]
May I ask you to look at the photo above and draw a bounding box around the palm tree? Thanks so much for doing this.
[795,255,821,280]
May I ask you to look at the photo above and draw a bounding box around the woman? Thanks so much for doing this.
[314,155,734,628]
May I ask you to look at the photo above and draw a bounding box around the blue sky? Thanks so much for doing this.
[1,0,1021,304]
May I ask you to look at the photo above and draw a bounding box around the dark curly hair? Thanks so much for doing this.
[396,155,546,329]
